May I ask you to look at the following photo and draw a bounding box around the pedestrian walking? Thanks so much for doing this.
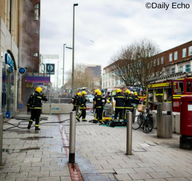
[27,87,48,130]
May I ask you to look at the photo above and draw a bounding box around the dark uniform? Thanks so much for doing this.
[27,87,47,130]
[72,93,79,115]
[133,92,140,106]
[124,93,133,119]
[76,91,87,122]
[94,92,106,123]
[114,89,125,121]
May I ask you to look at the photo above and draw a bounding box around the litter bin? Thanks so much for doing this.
[157,102,172,138]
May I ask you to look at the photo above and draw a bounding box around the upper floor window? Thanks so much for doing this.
[161,56,164,64]
[34,52,39,57]
[169,53,172,62]
[34,3,40,21]
[186,64,191,72]
[189,46,192,56]
[174,51,178,60]
[169,67,175,74]
[182,48,186,58]
[154,59,156,66]
[157,58,160,65]
[178,66,184,72]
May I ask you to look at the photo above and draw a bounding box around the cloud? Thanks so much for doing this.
[40,0,192,86]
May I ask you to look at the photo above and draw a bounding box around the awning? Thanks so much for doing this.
[25,76,50,83]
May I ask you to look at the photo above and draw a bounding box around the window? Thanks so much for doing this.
[154,59,156,67]
[116,80,118,85]
[174,51,178,60]
[186,64,191,72]
[187,82,192,92]
[173,82,184,94]
[34,52,39,57]
[182,48,186,58]
[120,79,123,85]
[34,3,40,20]
[169,67,175,74]
[157,58,160,65]
[169,53,172,62]
[161,57,164,64]
[34,29,39,34]
[178,66,183,72]
[189,46,192,56]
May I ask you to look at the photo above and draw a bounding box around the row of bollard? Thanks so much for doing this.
[68,111,133,164]
[0,111,132,166]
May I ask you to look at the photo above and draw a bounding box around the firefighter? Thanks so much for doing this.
[76,91,88,122]
[133,92,140,106]
[27,87,48,130]
[124,89,133,119]
[93,90,106,123]
[93,89,100,114]
[72,91,80,115]
[114,88,125,122]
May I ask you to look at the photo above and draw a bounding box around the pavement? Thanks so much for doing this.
[0,109,192,181]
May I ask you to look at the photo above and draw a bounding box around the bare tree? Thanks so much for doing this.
[110,39,160,89]
[65,63,95,91]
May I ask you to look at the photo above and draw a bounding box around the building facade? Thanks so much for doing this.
[0,0,42,118]
[102,40,192,90]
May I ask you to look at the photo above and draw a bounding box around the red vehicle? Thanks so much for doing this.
[146,76,192,112]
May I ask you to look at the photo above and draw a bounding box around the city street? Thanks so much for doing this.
[1,110,192,181]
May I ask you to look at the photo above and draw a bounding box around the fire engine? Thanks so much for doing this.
[146,72,192,112]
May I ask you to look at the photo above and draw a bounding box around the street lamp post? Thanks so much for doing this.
[72,3,78,96]
[63,44,66,87]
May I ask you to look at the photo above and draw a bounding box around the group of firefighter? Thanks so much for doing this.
[72,88,140,123]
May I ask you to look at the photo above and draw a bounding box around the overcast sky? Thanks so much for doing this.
[40,0,192,87]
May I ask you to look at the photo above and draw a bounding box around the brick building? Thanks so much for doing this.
[102,40,192,90]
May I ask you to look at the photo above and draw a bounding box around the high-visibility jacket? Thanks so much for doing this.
[114,93,125,109]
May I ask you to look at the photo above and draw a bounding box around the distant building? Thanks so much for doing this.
[85,65,101,79]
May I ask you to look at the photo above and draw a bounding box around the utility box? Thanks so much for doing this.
[180,96,192,149]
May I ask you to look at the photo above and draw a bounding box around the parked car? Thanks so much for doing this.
[86,94,94,103]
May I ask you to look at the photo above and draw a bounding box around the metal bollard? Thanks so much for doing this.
[0,113,3,165]
[132,107,136,123]
[69,111,76,163]
[126,111,132,155]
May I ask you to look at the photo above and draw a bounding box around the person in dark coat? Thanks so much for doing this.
[27,87,47,130]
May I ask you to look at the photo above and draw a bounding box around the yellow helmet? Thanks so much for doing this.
[134,92,138,96]
[81,91,87,95]
[77,92,81,96]
[97,91,101,95]
[125,89,131,94]
[116,88,121,93]
[94,89,100,93]
[35,87,42,93]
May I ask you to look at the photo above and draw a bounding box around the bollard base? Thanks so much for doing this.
[69,153,75,164]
